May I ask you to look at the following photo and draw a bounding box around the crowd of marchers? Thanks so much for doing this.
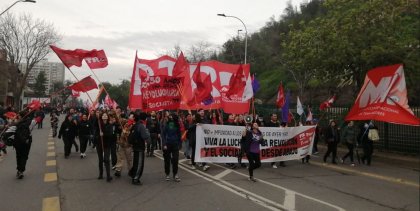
[0,104,380,183]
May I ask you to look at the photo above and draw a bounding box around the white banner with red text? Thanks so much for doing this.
[195,124,315,163]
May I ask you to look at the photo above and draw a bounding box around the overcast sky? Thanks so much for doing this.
[3,0,306,101]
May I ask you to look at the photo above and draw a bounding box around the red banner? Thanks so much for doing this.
[50,45,108,69]
[141,76,182,112]
[129,54,251,114]
[69,76,98,92]
[345,64,420,126]
[84,50,108,69]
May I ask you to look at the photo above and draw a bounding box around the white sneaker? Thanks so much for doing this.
[165,175,170,181]
[174,175,181,182]
[203,165,210,171]
[191,165,196,170]
[272,165,278,169]
[350,163,355,167]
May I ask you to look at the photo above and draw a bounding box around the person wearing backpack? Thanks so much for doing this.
[14,110,35,179]
[130,112,150,185]
[361,121,378,166]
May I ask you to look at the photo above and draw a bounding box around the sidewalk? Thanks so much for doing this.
[318,144,420,170]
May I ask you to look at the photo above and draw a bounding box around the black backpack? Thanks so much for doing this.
[128,124,138,145]
[15,120,31,144]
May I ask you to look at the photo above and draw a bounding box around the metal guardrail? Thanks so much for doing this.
[254,104,420,155]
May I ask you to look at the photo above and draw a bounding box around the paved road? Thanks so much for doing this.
[0,120,418,211]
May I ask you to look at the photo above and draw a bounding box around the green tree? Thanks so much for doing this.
[33,71,47,97]
[285,0,419,102]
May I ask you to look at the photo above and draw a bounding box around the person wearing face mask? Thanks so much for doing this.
[162,113,182,182]
[242,122,264,182]
[78,114,92,158]
[58,114,78,159]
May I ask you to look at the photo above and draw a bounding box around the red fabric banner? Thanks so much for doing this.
[84,50,108,69]
[69,76,98,92]
[226,64,246,99]
[345,64,420,126]
[319,95,336,111]
[50,45,108,69]
[141,76,182,112]
[276,83,285,108]
[128,54,251,114]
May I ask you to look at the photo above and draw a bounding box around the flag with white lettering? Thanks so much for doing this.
[345,64,420,126]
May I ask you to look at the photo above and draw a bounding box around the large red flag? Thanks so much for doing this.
[69,76,98,92]
[225,64,246,99]
[345,64,420,126]
[27,100,41,110]
[319,95,336,111]
[50,45,86,68]
[189,62,212,105]
[172,52,189,77]
[276,83,285,108]
[50,45,108,69]
[84,50,108,69]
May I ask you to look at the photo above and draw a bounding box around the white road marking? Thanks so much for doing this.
[214,169,232,179]
[165,152,345,211]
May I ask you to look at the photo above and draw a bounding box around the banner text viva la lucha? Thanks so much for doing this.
[195,124,315,163]
[129,55,251,114]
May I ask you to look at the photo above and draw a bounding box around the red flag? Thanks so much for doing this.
[84,50,108,69]
[276,83,285,108]
[4,111,17,119]
[27,100,41,110]
[71,90,80,97]
[319,95,336,111]
[189,62,212,105]
[345,64,420,125]
[69,76,98,92]
[172,52,189,77]
[50,45,108,69]
[226,64,246,99]
[50,45,86,68]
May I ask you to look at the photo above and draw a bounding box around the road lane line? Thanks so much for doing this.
[284,190,295,210]
[48,142,54,145]
[44,173,57,182]
[48,146,55,150]
[154,153,285,211]
[210,162,345,211]
[47,152,56,157]
[42,196,60,211]
[46,160,56,166]
[214,169,232,179]
[311,161,420,188]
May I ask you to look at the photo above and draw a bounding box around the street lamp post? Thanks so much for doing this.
[218,13,248,64]
[0,0,36,16]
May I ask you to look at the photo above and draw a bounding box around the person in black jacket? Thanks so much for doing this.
[130,112,150,185]
[146,111,160,157]
[58,114,78,159]
[13,110,34,179]
[162,112,182,182]
[78,114,92,158]
[96,112,118,182]
[323,120,340,164]
[186,114,199,170]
